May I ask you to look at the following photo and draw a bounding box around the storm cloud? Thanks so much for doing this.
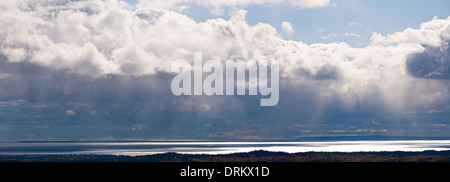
[0,0,450,140]
[407,44,450,79]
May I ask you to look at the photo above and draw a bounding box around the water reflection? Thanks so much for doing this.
[1,140,450,156]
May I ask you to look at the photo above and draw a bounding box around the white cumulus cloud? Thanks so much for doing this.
[281,21,295,35]
[370,16,450,47]
[136,0,331,14]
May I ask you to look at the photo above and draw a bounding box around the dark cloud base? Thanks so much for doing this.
[407,43,450,79]
[1,53,450,140]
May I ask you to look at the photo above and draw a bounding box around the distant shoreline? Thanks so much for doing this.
[12,135,450,143]
[2,150,450,162]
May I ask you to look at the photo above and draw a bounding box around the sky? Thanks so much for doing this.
[0,0,450,141]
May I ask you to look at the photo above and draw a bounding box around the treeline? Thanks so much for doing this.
[2,150,450,162]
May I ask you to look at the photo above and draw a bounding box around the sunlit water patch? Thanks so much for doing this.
[1,140,450,156]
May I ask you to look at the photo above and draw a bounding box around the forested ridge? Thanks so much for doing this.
[2,150,450,162]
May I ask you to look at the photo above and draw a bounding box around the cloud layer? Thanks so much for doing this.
[0,0,450,140]
[136,0,331,14]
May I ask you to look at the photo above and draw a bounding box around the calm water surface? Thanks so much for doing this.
[1,140,450,156]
